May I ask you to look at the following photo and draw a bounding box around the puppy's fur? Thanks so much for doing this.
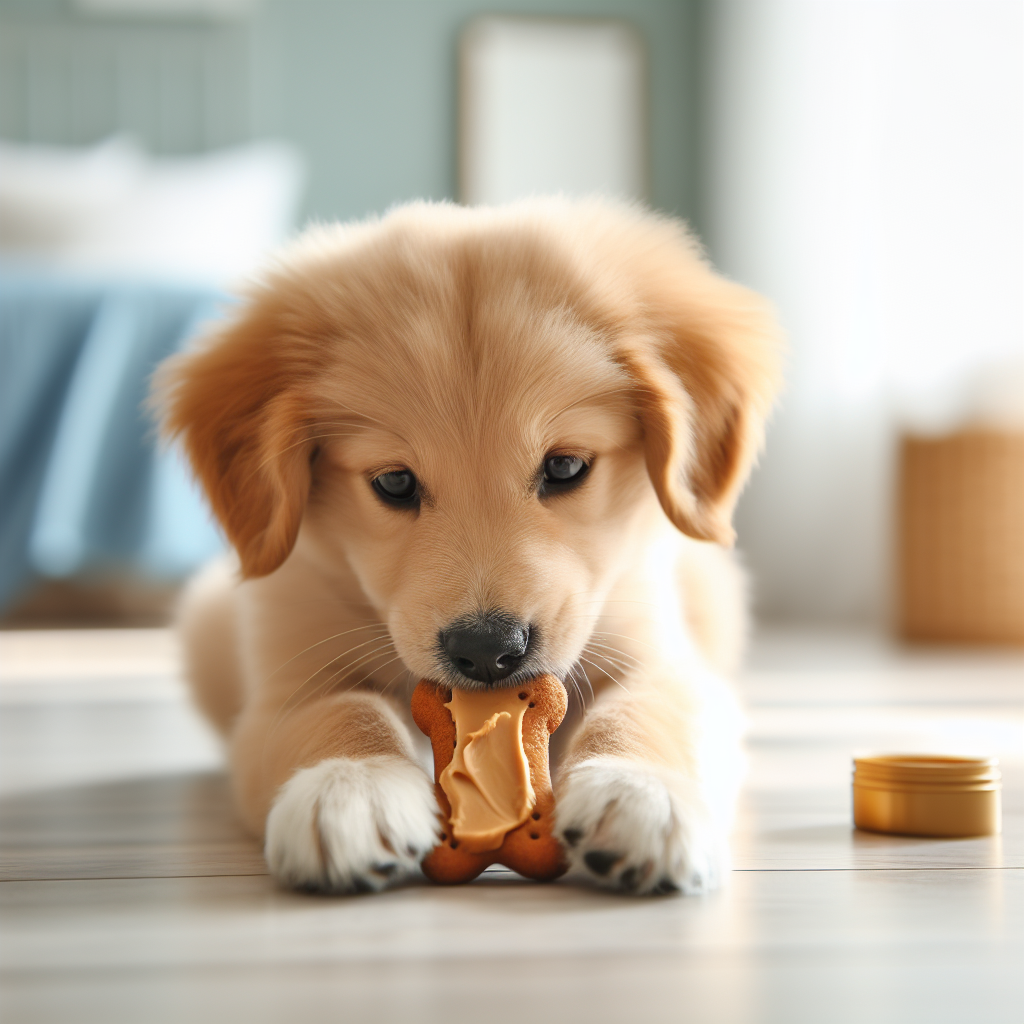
[157,198,782,895]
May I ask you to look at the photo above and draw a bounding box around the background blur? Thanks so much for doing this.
[1,0,1021,638]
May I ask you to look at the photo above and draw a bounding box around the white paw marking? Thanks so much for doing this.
[265,756,439,893]
[556,758,727,895]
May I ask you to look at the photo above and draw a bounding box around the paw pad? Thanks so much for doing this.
[556,759,725,896]
[583,849,621,877]
[618,866,641,890]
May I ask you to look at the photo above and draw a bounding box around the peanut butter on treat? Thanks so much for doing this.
[411,674,568,884]
[440,688,536,852]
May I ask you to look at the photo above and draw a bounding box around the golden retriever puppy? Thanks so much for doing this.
[157,198,781,895]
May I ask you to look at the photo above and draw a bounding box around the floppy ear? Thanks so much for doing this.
[618,272,783,546]
[154,306,318,578]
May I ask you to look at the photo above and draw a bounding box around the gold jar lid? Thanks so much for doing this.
[852,755,1002,838]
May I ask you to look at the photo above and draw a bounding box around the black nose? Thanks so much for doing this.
[440,612,531,684]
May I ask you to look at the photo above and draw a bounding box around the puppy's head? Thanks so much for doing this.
[157,199,781,688]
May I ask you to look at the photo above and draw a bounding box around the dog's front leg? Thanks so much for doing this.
[556,670,740,895]
[231,691,439,893]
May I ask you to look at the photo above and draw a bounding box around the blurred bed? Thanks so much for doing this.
[0,134,305,619]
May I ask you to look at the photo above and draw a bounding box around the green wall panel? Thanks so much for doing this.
[254,0,699,225]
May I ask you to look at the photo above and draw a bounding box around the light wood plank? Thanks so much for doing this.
[1,871,1020,1024]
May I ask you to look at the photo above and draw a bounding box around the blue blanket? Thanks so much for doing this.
[0,273,230,610]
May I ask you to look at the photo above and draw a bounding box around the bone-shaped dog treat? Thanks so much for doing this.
[411,675,568,884]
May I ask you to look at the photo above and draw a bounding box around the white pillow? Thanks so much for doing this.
[0,137,305,285]
[0,136,144,253]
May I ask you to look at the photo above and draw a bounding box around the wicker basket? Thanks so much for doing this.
[898,430,1024,644]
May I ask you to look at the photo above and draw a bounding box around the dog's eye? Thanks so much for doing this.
[540,455,589,495]
[372,469,419,507]
[545,455,585,481]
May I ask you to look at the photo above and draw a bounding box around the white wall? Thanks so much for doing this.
[705,0,1024,623]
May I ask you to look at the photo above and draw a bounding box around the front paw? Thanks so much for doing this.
[556,758,725,895]
[265,756,439,893]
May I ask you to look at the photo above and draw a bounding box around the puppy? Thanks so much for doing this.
[156,198,782,895]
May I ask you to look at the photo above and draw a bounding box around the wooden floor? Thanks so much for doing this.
[1,627,1021,1023]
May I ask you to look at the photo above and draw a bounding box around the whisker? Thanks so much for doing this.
[582,644,635,677]
[265,637,397,744]
[257,602,401,768]
[586,639,643,669]
[571,634,639,656]
[580,646,645,698]
[379,661,414,695]
[261,641,400,761]
[578,655,631,695]
[277,631,396,712]
[563,665,582,716]
[342,654,404,695]
[566,663,592,716]
[586,629,658,652]
[294,639,398,707]
[263,623,390,684]
[574,659,598,704]
[571,662,595,704]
